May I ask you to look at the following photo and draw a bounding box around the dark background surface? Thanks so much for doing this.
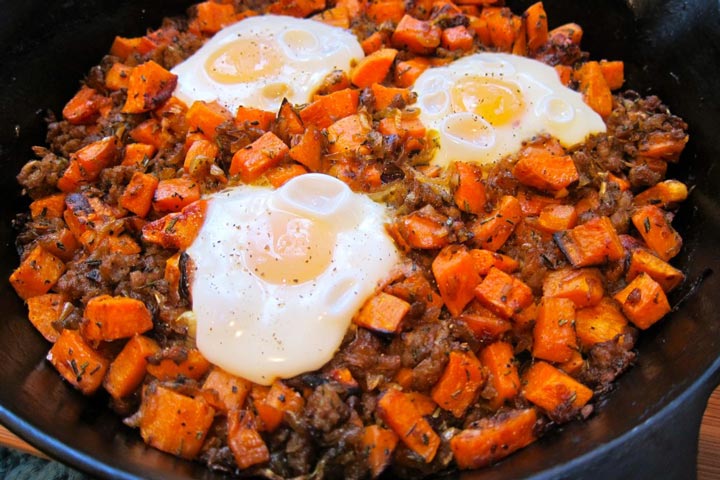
[0,0,719,479]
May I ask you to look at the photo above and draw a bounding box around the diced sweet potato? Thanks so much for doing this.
[120,172,159,218]
[82,295,153,343]
[575,297,629,349]
[479,341,520,409]
[626,248,684,292]
[122,61,178,114]
[47,329,109,395]
[377,389,440,463]
[613,273,671,330]
[450,409,537,470]
[152,178,201,213]
[27,293,66,343]
[532,297,578,363]
[230,131,289,182]
[432,245,482,317]
[141,200,207,250]
[554,216,625,267]
[10,246,66,300]
[201,368,252,414]
[631,205,682,261]
[30,193,67,220]
[361,425,399,478]
[469,195,522,251]
[474,267,533,319]
[354,291,411,333]
[139,385,215,459]
[227,410,270,469]
[391,204,451,250]
[431,350,484,417]
[104,335,160,399]
[146,348,211,381]
[542,267,604,308]
[522,361,593,419]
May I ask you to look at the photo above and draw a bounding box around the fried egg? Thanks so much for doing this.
[171,15,364,113]
[412,53,606,167]
[185,174,400,384]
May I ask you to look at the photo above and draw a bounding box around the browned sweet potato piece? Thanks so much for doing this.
[139,384,215,459]
[47,329,109,395]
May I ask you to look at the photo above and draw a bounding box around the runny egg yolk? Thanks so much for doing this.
[186,174,401,385]
[246,211,333,285]
[450,78,525,126]
[205,39,281,84]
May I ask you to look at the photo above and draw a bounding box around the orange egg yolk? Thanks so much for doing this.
[246,210,334,285]
[205,38,281,83]
[451,78,525,126]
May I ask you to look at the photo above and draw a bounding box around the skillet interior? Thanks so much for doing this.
[0,0,719,478]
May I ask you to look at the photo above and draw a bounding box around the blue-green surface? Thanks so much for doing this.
[0,447,87,480]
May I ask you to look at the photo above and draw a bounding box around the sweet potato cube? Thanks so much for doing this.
[186,100,232,140]
[522,361,593,418]
[104,335,160,399]
[377,389,440,463]
[105,63,133,91]
[62,85,105,125]
[58,136,118,192]
[432,245,482,317]
[431,350,484,417]
[249,384,290,432]
[370,83,412,111]
[300,88,359,129]
[469,195,522,251]
[392,204,451,250]
[394,57,432,88]
[453,161,486,215]
[228,410,270,469]
[184,138,219,177]
[354,291,410,333]
[474,267,533,319]
[458,309,512,344]
[10,246,66,300]
[392,15,442,55]
[122,142,157,166]
[289,125,323,172]
[631,205,683,261]
[193,1,238,34]
[139,385,215,459]
[141,199,207,250]
[30,193,67,220]
[627,249,684,292]
[513,147,579,192]
[576,61,612,118]
[82,295,153,343]
[120,172,159,218]
[146,348,211,381]
[554,216,625,267]
[47,329,109,395]
[202,368,252,413]
[350,48,398,88]
[235,106,275,131]
[469,249,518,275]
[230,131,289,182]
[450,409,537,470]
[613,273,671,330]
[532,297,578,363]
[361,425,399,478]
[27,293,66,343]
[537,204,578,233]
[633,179,688,208]
[479,341,520,409]
[152,177,201,213]
[122,61,178,114]
[575,297,629,349]
[542,267,604,308]
[327,114,371,157]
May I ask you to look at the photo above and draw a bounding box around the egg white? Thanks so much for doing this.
[171,15,364,113]
[185,174,400,384]
[412,53,607,167]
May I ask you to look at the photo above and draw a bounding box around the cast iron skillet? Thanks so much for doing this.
[0,0,719,478]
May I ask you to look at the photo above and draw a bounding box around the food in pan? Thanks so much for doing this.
[10,0,690,478]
